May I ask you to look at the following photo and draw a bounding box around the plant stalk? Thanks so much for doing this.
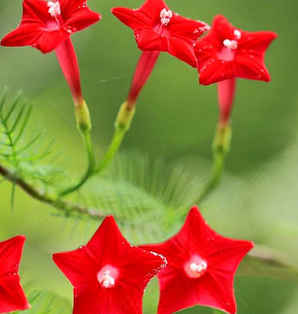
[196,122,231,204]
[0,164,104,219]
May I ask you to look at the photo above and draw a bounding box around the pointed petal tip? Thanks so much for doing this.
[102,214,116,224]
[5,235,26,248]
[13,235,26,242]
[111,7,125,16]
[189,205,200,213]
[52,252,62,266]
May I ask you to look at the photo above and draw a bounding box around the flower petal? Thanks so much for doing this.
[63,7,101,32]
[139,0,168,23]
[35,30,69,53]
[0,236,25,276]
[168,36,197,67]
[240,31,278,53]
[169,15,209,42]
[208,239,253,273]
[212,15,235,41]
[86,216,131,262]
[235,54,271,81]
[112,7,148,29]
[53,247,98,288]
[1,24,42,48]
[0,275,30,313]
[199,59,236,85]
[157,269,199,314]
[22,0,50,24]
[197,272,237,314]
[135,28,163,51]
[73,286,142,314]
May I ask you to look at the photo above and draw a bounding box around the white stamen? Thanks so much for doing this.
[98,270,115,288]
[160,8,173,26]
[48,1,61,17]
[234,29,241,40]
[223,39,238,50]
[190,261,207,273]
[184,256,208,278]
[97,265,118,289]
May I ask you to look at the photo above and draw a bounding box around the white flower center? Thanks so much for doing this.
[97,265,119,289]
[160,8,173,26]
[190,261,207,273]
[48,1,61,17]
[223,39,238,50]
[184,256,208,278]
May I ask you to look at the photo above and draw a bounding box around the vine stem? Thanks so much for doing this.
[96,126,127,174]
[59,131,96,196]
[0,164,105,219]
[196,122,231,204]
[95,101,135,174]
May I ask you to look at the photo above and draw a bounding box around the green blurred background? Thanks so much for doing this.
[0,0,298,313]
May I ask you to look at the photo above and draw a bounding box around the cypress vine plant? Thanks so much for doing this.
[0,0,295,313]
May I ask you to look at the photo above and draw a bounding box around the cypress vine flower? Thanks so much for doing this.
[53,216,166,314]
[112,0,209,107]
[141,206,254,314]
[195,15,277,124]
[1,0,101,131]
[0,235,30,313]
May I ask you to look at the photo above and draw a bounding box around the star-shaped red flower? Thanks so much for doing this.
[1,0,101,53]
[141,206,254,314]
[53,216,166,314]
[112,0,209,67]
[195,15,277,85]
[0,235,30,313]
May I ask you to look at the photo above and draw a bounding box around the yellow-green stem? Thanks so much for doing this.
[96,101,135,173]
[59,130,96,196]
[196,122,231,204]
[59,100,96,197]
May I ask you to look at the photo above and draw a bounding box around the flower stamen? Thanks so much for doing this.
[184,255,208,278]
[160,8,173,26]
[234,29,241,40]
[48,1,61,17]
[223,39,238,50]
[97,265,119,288]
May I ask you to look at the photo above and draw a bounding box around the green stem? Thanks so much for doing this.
[196,122,231,204]
[60,101,135,196]
[197,150,225,204]
[59,131,96,196]
[0,164,105,219]
[96,126,127,173]
[95,101,135,174]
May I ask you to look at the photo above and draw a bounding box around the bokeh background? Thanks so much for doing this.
[0,0,298,313]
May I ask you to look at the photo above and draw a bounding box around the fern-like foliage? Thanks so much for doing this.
[0,88,65,199]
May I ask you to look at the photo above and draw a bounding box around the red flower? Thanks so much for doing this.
[1,0,101,129]
[195,15,277,85]
[1,0,101,54]
[53,216,166,314]
[141,206,254,314]
[0,235,30,313]
[112,0,209,67]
